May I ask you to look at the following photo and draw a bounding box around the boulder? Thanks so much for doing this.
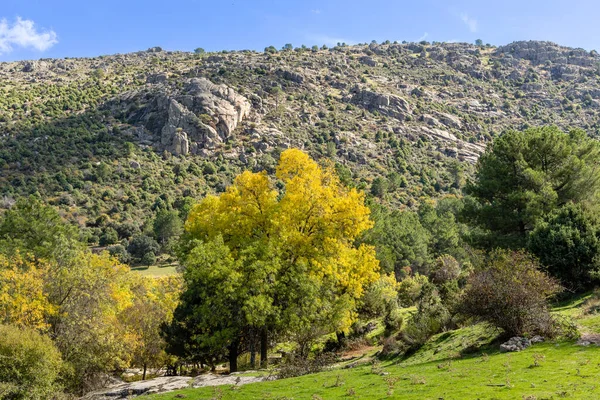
[359,56,377,67]
[114,78,251,155]
[349,87,411,120]
[276,69,304,84]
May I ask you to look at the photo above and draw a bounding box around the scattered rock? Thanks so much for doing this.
[500,337,533,352]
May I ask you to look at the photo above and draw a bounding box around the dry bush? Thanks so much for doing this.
[459,250,562,337]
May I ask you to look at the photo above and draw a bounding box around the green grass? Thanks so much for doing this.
[149,297,600,399]
[150,343,599,399]
[131,264,179,277]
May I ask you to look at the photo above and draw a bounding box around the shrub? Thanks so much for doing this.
[99,227,119,246]
[402,283,450,346]
[459,250,562,337]
[108,244,131,263]
[0,324,63,399]
[397,274,429,307]
[430,254,461,284]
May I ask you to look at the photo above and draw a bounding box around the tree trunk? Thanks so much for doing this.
[260,329,268,368]
[250,341,256,369]
[142,364,147,381]
[229,338,240,373]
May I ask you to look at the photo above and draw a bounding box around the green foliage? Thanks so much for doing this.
[529,203,600,290]
[466,126,600,247]
[128,235,160,263]
[99,226,119,246]
[0,324,63,400]
[153,210,183,251]
[363,205,431,275]
[0,196,84,262]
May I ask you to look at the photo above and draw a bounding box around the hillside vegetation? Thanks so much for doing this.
[1,40,600,399]
[2,40,600,262]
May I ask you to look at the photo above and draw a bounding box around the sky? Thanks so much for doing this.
[1,0,600,62]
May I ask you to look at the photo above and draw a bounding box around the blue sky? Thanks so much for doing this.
[1,0,599,61]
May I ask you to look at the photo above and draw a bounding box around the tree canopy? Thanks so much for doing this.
[168,149,379,371]
[466,126,600,247]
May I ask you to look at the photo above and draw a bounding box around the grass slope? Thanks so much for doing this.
[150,296,600,400]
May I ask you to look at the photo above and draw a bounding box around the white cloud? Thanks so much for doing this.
[418,32,428,41]
[0,17,58,55]
[310,9,321,14]
[460,13,478,33]
[306,34,355,47]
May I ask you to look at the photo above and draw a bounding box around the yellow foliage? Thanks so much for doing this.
[0,254,56,331]
[185,148,379,331]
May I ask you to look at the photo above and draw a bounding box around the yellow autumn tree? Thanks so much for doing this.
[177,148,379,366]
[0,254,56,331]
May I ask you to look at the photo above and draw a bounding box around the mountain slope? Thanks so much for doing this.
[1,40,599,241]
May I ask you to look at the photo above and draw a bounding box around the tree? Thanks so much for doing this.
[370,177,389,198]
[529,203,600,290]
[171,149,379,370]
[459,250,561,336]
[194,47,205,54]
[0,196,84,263]
[99,227,119,246]
[153,210,183,251]
[0,255,55,331]
[50,252,139,393]
[465,127,600,247]
[128,235,160,263]
[282,43,293,51]
[0,324,63,399]
[363,205,431,276]
[475,39,483,46]
[126,276,181,380]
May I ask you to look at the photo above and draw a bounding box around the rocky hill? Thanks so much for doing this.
[1,40,600,240]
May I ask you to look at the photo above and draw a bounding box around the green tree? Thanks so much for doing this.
[99,227,119,246]
[529,203,600,290]
[363,205,431,276]
[128,235,160,263]
[465,126,600,247]
[0,196,84,263]
[370,177,389,198]
[194,47,205,54]
[0,324,63,400]
[153,210,183,251]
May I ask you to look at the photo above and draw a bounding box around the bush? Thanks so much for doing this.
[430,255,461,284]
[402,283,450,346]
[108,244,131,263]
[0,324,63,399]
[459,250,562,337]
[99,227,119,246]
